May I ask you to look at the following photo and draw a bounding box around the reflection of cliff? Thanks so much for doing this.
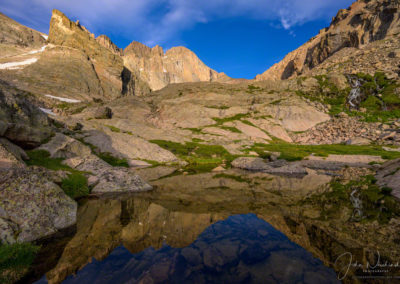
[38,171,400,283]
[61,215,339,284]
[44,198,225,284]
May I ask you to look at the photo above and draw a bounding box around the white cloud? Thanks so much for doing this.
[0,0,354,47]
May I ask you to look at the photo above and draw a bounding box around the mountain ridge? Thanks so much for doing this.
[256,0,400,81]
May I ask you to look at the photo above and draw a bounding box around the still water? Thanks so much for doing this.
[21,170,400,283]
[35,214,339,284]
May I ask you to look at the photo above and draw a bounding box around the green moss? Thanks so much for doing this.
[0,243,40,284]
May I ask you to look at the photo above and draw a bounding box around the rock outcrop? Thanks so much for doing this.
[40,133,153,193]
[0,80,53,148]
[0,167,77,244]
[123,41,228,91]
[48,9,148,100]
[256,0,400,81]
[96,35,122,56]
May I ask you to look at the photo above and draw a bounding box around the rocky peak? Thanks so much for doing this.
[123,41,228,90]
[96,35,122,56]
[256,0,400,81]
[48,9,149,99]
[124,41,152,58]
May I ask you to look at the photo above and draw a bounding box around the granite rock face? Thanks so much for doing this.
[123,41,229,91]
[256,0,400,81]
[0,81,53,148]
[48,9,148,100]
[0,167,77,243]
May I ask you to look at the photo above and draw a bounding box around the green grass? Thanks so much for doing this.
[219,126,242,133]
[97,152,129,167]
[212,113,250,125]
[26,150,74,171]
[25,150,90,199]
[249,142,400,161]
[297,72,400,121]
[150,140,237,174]
[0,243,40,284]
[61,173,90,199]
[206,105,230,110]
[105,125,121,133]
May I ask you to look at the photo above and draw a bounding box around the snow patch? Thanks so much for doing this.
[139,68,144,71]
[163,68,167,73]
[41,34,48,40]
[45,94,81,103]
[26,45,47,55]
[0,58,38,70]
[39,108,56,116]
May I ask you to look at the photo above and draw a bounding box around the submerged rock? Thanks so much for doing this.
[0,168,77,243]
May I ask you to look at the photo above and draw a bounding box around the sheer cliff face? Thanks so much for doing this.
[123,41,228,91]
[256,0,400,81]
[48,10,144,100]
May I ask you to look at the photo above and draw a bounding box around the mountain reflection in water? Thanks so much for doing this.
[36,214,339,284]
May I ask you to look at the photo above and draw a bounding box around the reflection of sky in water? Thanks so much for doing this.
[37,214,340,284]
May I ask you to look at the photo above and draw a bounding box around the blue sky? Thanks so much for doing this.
[1,0,354,78]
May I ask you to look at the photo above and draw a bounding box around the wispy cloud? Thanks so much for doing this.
[0,0,354,47]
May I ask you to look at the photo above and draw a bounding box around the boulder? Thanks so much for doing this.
[39,133,91,159]
[83,130,178,163]
[40,133,153,194]
[94,106,113,119]
[0,81,53,148]
[0,168,77,243]
[0,139,27,169]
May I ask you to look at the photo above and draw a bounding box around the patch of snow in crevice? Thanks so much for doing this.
[139,68,144,71]
[39,108,56,116]
[163,68,167,73]
[45,94,81,103]
[41,34,48,40]
[0,58,38,70]
[26,45,47,55]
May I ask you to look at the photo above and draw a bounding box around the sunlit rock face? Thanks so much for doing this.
[256,0,400,81]
[123,41,229,91]
[47,9,148,100]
